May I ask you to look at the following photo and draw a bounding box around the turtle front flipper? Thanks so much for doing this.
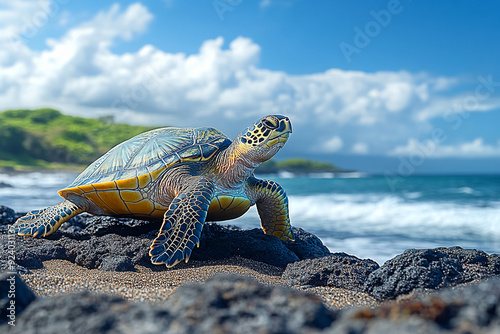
[248,177,294,241]
[9,200,84,238]
[149,177,215,268]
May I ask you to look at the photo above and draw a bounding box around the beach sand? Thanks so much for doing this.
[19,257,378,310]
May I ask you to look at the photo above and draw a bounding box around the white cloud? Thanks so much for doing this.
[415,95,500,122]
[1,2,499,158]
[1,2,430,127]
[352,143,369,154]
[322,136,343,153]
[1,3,153,113]
[390,138,500,158]
[0,0,74,49]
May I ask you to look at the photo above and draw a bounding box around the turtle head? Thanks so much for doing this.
[237,115,292,163]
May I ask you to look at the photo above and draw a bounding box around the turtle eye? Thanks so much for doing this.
[262,118,278,130]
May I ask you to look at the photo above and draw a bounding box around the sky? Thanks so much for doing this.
[1,0,500,174]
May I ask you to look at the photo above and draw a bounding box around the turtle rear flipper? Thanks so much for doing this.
[150,177,214,268]
[9,200,83,237]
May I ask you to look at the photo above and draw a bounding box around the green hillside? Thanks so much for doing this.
[0,109,156,170]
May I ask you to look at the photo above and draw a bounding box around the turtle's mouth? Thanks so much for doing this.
[265,131,291,148]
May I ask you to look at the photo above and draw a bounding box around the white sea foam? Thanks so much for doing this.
[287,193,500,239]
[0,172,77,212]
[307,172,336,178]
[457,187,475,194]
[403,191,422,199]
[439,186,482,196]
[277,171,295,178]
[286,192,500,264]
[0,172,76,188]
[232,191,500,263]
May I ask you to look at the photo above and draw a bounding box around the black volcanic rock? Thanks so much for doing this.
[0,206,17,235]
[0,273,36,325]
[3,274,335,334]
[97,255,135,272]
[192,224,331,267]
[283,253,380,292]
[335,278,500,333]
[4,288,170,334]
[3,204,500,302]
[284,227,332,259]
[67,233,152,269]
[364,247,500,301]
[4,272,500,333]
[164,274,336,333]
[0,206,16,224]
[0,206,331,271]
[73,216,161,237]
[193,223,299,268]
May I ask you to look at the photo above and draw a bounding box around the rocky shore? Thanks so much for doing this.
[1,205,500,333]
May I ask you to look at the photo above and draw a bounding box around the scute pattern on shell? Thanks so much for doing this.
[67,127,231,188]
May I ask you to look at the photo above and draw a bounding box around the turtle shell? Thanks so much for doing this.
[64,127,231,189]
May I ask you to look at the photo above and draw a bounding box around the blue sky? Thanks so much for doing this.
[1,0,500,173]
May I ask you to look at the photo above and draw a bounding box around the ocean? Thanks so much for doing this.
[1,171,499,265]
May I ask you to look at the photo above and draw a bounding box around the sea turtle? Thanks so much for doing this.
[10,115,294,267]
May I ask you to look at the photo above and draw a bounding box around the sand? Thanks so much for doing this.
[19,257,378,310]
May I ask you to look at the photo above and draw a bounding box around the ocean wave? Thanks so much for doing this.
[287,193,500,240]
[234,194,500,264]
[403,191,422,199]
[0,172,78,212]
[457,187,475,194]
[0,172,77,189]
[439,186,483,196]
